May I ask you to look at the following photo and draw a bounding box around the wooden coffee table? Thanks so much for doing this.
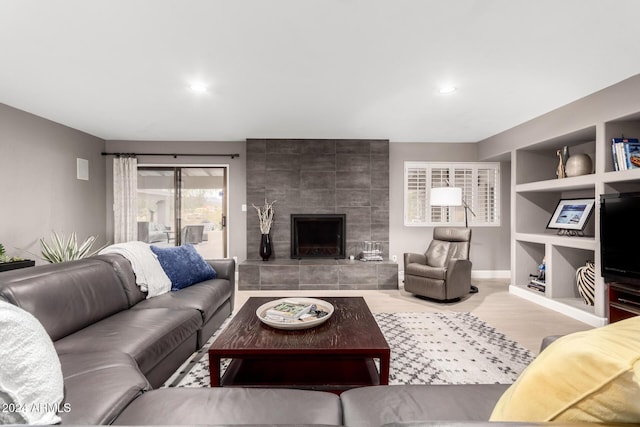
[208,296,390,393]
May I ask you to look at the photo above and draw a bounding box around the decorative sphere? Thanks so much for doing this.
[565,153,593,177]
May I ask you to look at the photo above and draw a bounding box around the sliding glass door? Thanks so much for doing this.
[179,168,227,258]
[136,167,227,258]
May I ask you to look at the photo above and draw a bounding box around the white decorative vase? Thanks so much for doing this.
[565,153,593,177]
[576,261,595,306]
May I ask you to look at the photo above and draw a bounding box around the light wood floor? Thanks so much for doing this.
[235,278,592,355]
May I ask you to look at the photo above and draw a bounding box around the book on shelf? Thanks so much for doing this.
[611,137,640,171]
[625,142,640,169]
[529,278,546,286]
[527,278,546,293]
[527,282,546,292]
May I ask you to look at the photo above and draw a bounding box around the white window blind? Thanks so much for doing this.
[404,162,501,227]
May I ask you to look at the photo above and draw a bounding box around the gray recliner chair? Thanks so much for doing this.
[403,227,472,301]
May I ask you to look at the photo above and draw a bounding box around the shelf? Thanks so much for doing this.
[515,174,595,193]
[515,233,596,251]
[510,284,606,327]
[601,168,640,184]
[515,130,596,185]
[511,111,640,325]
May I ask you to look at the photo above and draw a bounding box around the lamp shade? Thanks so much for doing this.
[430,187,463,206]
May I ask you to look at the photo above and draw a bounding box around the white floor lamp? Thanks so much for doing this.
[430,186,476,227]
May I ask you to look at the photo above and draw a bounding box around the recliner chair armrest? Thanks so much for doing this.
[404,253,427,268]
[446,257,472,275]
[445,258,472,299]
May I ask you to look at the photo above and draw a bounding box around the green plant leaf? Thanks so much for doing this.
[40,231,100,263]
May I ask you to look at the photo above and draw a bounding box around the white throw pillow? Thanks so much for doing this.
[0,300,64,424]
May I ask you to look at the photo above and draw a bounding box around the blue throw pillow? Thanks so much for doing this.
[150,244,217,291]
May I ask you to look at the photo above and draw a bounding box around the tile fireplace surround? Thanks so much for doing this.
[242,138,394,291]
[238,259,398,291]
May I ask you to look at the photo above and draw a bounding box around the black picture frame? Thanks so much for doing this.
[546,198,595,231]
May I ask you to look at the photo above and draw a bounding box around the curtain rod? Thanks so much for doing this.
[101,152,240,159]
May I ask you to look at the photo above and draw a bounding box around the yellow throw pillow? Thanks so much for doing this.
[490,316,640,423]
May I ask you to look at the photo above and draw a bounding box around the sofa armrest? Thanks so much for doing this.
[404,253,427,268]
[207,259,235,281]
[539,334,563,353]
[207,259,236,311]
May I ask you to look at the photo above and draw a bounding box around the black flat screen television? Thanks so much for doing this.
[600,191,640,286]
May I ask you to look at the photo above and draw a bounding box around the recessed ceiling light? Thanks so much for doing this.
[439,86,457,94]
[189,83,208,92]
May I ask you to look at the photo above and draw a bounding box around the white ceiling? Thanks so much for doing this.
[2,0,640,143]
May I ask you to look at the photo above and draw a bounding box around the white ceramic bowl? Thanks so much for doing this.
[256,297,334,330]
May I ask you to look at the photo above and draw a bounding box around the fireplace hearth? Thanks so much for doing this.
[291,214,346,259]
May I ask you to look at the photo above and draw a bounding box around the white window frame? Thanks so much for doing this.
[404,161,501,227]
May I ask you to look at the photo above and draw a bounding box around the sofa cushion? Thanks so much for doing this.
[341,384,510,427]
[59,351,150,425]
[0,258,129,340]
[94,253,147,306]
[150,244,216,290]
[0,300,64,425]
[54,307,201,376]
[132,278,232,324]
[100,242,174,298]
[112,388,342,425]
[490,316,640,423]
[97,255,235,309]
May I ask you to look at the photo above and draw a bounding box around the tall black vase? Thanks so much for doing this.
[259,233,272,261]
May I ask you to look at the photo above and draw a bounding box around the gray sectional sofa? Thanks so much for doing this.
[0,254,235,424]
[0,255,627,426]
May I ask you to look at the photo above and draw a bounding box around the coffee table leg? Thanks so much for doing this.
[379,351,390,385]
[209,353,221,387]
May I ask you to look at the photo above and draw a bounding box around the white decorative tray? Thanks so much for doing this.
[256,298,334,330]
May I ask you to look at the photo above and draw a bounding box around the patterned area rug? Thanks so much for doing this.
[163,311,534,388]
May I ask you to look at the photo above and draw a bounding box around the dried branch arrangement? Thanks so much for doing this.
[252,199,276,234]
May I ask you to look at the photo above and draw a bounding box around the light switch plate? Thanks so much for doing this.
[77,158,89,180]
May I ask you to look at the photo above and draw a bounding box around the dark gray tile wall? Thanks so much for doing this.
[246,139,390,261]
[238,260,398,291]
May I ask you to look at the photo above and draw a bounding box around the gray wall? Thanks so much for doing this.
[0,103,511,274]
[246,139,389,260]
[389,142,511,272]
[478,74,640,159]
[104,140,247,262]
[0,103,106,262]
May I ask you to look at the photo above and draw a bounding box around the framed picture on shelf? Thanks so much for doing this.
[546,198,595,232]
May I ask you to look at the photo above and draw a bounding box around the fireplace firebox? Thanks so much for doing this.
[291,214,346,259]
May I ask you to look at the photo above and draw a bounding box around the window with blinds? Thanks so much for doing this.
[404,162,501,226]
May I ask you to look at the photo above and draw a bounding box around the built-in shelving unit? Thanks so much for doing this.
[511,115,640,327]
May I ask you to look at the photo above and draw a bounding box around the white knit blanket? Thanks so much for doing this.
[99,241,171,298]
[0,301,64,425]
